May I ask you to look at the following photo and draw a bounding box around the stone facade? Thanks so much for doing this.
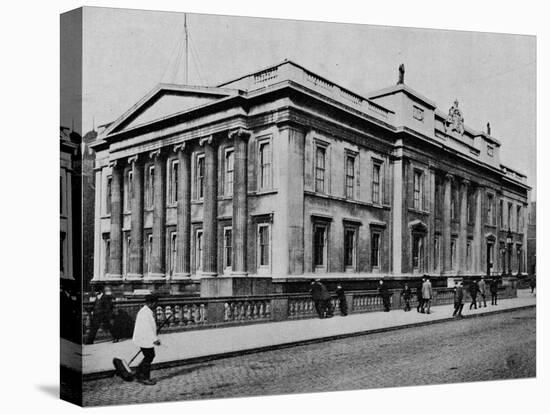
[90,61,530,295]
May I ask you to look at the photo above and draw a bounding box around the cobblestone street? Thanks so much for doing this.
[83,307,536,406]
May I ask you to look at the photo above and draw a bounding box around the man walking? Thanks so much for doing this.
[310,279,332,318]
[421,276,433,314]
[85,284,115,344]
[490,277,499,305]
[477,276,487,308]
[401,283,412,312]
[469,279,479,310]
[133,294,161,385]
[379,279,391,312]
[452,281,464,318]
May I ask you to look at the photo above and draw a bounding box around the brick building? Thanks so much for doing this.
[90,60,530,295]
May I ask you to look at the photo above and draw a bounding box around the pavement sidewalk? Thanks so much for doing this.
[71,291,536,378]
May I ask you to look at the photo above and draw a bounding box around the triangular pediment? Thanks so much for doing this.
[106,84,237,135]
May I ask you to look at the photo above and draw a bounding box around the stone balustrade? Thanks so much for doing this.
[83,284,516,342]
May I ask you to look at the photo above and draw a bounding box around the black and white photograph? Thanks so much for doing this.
[57,5,540,408]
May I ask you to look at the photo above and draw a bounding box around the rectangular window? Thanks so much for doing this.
[60,176,64,216]
[372,162,381,204]
[499,200,504,228]
[413,105,424,121]
[313,223,328,268]
[413,170,422,210]
[412,234,424,270]
[225,149,234,196]
[507,202,513,230]
[224,227,232,269]
[371,232,380,268]
[258,224,270,267]
[196,155,205,200]
[104,236,111,275]
[451,184,458,220]
[144,234,152,274]
[517,206,522,232]
[487,145,494,157]
[122,234,131,275]
[169,232,177,276]
[195,229,203,272]
[466,240,472,271]
[146,166,154,208]
[169,160,179,204]
[124,170,133,212]
[487,194,495,225]
[450,238,457,270]
[467,188,473,223]
[433,235,440,271]
[106,176,112,214]
[315,146,326,193]
[60,232,66,273]
[344,228,356,268]
[259,141,272,190]
[345,155,355,199]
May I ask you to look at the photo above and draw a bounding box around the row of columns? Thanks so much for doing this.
[107,128,251,280]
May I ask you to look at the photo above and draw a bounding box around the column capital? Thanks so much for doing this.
[228,127,251,141]
[109,159,121,169]
[173,142,187,153]
[149,148,163,160]
[127,154,141,165]
[444,173,454,182]
[199,135,214,147]
[460,178,471,187]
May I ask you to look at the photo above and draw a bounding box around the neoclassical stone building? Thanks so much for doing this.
[90,60,530,295]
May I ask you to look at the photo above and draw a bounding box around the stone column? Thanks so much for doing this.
[200,136,218,277]
[442,173,453,273]
[458,179,469,274]
[127,155,144,279]
[472,185,482,273]
[229,128,251,277]
[149,148,166,279]
[174,143,191,278]
[108,160,123,279]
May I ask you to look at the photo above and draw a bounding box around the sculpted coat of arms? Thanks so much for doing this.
[445,99,464,135]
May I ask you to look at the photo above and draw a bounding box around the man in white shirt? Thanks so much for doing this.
[132,294,160,385]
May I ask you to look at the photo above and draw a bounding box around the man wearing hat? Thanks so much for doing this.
[132,294,161,385]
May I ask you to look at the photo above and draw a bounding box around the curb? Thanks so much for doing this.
[83,304,535,381]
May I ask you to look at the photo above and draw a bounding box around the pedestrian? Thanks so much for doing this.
[529,276,536,294]
[85,284,115,344]
[469,279,479,310]
[421,276,433,314]
[416,281,424,313]
[132,294,161,385]
[490,277,499,305]
[452,281,464,318]
[477,276,487,308]
[401,283,412,312]
[379,279,391,312]
[310,279,332,318]
[335,284,348,316]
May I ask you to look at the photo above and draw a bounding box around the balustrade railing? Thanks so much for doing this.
[83,284,516,342]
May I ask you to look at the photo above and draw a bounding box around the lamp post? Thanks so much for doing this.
[506,228,513,277]
[501,247,506,277]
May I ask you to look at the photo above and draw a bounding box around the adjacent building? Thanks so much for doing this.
[90,60,530,295]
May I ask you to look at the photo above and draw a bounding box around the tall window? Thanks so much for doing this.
[106,176,112,214]
[123,234,131,275]
[450,238,457,270]
[259,141,272,190]
[507,202,513,229]
[103,236,110,275]
[412,234,425,271]
[499,200,504,228]
[124,170,133,212]
[345,155,355,199]
[344,227,356,269]
[516,206,522,232]
[313,223,328,268]
[225,149,234,196]
[146,166,154,208]
[145,234,152,274]
[196,155,205,199]
[169,232,177,276]
[467,187,474,223]
[466,240,472,271]
[315,146,326,193]
[60,176,64,215]
[487,194,495,225]
[258,224,270,267]
[169,160,179,204]
[372,163,381,204]
[224,227,232,270]
[371,232,380,268]
[413,170,422,210]
[195,230,203,271]
[451,184,458,220]
[60,232,66,273]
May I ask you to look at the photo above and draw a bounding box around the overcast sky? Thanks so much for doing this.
[73,7,536,198]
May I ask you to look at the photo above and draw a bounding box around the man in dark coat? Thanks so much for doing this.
[490,278,499,305]
[416,281,424,313]
[335,285,348,316]
[452,281,464,318]
[401,283,412,312]
[529,276,536,294]
[469,279,479,310]
[379,280,391,312]
[85,284,115,344]
[310,279,332,318]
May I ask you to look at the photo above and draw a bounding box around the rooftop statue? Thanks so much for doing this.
[445,99,464,135]
[397,63,405,85]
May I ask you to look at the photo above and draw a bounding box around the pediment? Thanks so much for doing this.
[107,84,236,135]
